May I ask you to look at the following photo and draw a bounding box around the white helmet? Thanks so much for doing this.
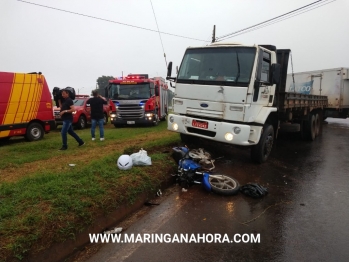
[117,155,133,170]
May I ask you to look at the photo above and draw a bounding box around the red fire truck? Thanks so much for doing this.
[106,74,168,127]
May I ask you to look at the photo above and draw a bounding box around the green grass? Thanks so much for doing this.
[0,121,180,261]
[0,122,169,168]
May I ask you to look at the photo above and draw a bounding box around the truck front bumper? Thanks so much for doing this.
[167,114,263,146]
[110,113,157,125]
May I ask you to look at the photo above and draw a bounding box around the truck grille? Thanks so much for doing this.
[118,104,144,119]
[187,127,216,137]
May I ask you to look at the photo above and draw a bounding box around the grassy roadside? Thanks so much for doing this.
[0,122,180,261]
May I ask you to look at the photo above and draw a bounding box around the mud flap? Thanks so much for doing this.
[202,173,211,192]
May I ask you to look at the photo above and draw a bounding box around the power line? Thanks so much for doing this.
[216,0,335,41]
[17,0,208,42]
[150,0,168,68]
[218,0,336,41]
[217,0,327,40]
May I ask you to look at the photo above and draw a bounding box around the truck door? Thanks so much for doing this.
[252,50,273,107]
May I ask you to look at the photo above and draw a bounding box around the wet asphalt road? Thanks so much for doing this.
[86,118,349,262]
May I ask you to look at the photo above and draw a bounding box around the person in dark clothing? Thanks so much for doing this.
[87,90,107,141]
[59,89,84,150]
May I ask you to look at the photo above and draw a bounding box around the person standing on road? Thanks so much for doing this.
[87,90,107,141]
[59,89,85,150]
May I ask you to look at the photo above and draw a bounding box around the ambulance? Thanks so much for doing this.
[0,71,55,141]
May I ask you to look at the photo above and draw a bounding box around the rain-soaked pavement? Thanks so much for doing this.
[86,118,349,262]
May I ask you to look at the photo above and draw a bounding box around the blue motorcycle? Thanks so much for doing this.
[172,147,240,196]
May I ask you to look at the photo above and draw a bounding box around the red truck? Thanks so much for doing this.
[106,74,168,127]
[53,95,111,129]
[0,71,55,141]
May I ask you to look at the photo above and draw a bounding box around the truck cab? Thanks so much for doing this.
[106,74,168,127]
[168,43,279,143]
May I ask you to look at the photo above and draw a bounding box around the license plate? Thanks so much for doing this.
[127,121,135,124]
[192,120,208,129]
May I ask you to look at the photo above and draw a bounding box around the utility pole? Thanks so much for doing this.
[212,25,216,43]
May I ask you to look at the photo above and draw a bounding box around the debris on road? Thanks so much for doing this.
[104,227,122,234]
[130,148,152,166]
[240,183,268,198]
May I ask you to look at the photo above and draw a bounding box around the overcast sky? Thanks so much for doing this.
[1,0,348,95]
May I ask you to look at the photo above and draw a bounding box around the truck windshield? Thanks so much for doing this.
[177,47,256,86]
[109,84,151,100]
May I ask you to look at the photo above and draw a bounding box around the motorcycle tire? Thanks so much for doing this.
[208,174,240,196]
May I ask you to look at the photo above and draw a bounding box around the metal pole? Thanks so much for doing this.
[212,25,216,43]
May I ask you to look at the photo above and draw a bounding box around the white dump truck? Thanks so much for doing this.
[166,42,334,163]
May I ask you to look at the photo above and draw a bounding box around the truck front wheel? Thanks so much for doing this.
[103,113,108,125]
[152,114,159,126]
[251,124,274,164]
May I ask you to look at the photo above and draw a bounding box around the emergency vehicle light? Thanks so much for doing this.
[126,74,149,79]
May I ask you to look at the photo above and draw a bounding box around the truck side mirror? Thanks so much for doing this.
[271,63,281,84]
[155,86,159,96]
[167,62,173,79]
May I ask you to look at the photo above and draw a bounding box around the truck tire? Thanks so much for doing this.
[25,122,44,141]
[77,115,87,129]
[251,124,274,163]
[306,113,316,141]
[315,113,320,137]
[152,114,159,126]
[103,113,108,125]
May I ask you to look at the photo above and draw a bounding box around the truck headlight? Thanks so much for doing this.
[110,114,116,118]
[172,123,179,131]
[169,116,174,123]
[233,127,241,134]
[145,113,153,117]
[224,133,233,141]
[72,111,77,115]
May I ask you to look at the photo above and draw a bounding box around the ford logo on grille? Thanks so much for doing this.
[200,103,209,108]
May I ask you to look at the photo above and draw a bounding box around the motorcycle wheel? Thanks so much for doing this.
[188,148,212,160]
[208,174,240,196]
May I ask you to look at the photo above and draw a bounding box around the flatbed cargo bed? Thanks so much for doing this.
[282,92,328,110]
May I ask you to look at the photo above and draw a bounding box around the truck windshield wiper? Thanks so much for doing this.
[235,51,241,83]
